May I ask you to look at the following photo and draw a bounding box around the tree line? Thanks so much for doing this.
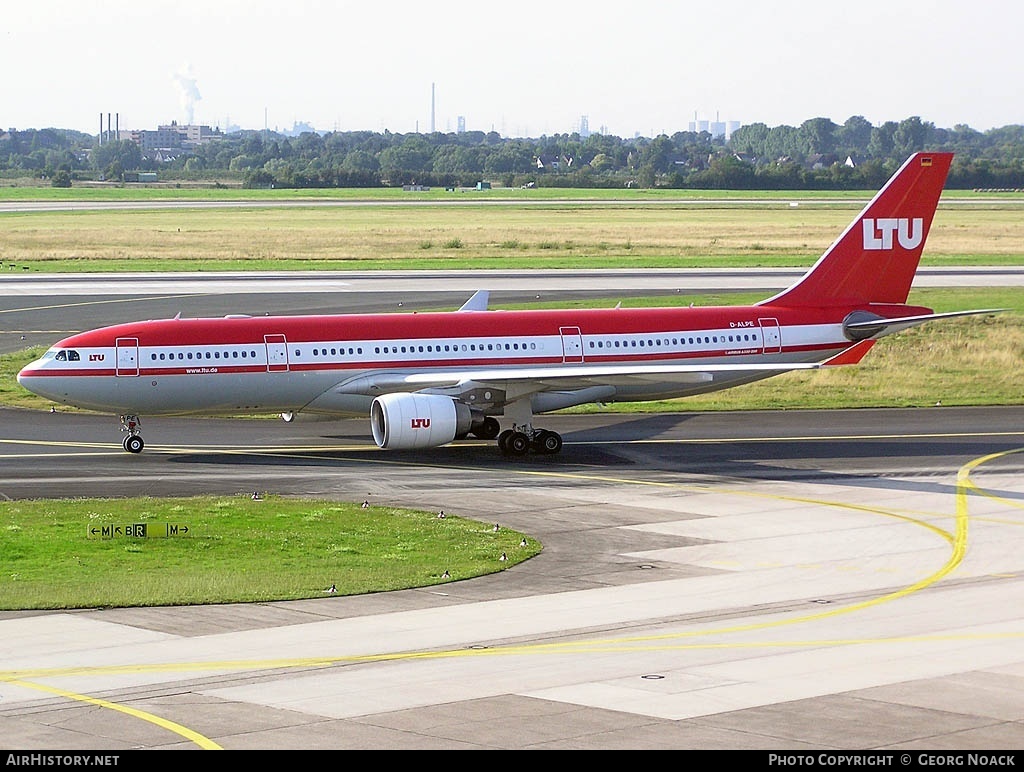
[2,115,1023,190]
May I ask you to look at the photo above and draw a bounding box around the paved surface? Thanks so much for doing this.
[1,406,1024,750]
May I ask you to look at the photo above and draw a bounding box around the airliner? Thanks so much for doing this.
[17,152,999,457]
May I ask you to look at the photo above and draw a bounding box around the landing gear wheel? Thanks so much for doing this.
[533,430,563,455]
[473,416,501,440]
[497,429,513,454]
[123,435,144,454]
[506,431,530,456]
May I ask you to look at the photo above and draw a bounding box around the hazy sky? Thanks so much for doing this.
[4,0,1021,138]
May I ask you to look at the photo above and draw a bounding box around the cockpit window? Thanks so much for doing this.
[54,350,80,362]
[68,350,80,361]
[55,350,67,361]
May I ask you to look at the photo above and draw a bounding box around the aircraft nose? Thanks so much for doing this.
[17,361,44,393]
[17,368,34,393]
[17,364,59,403]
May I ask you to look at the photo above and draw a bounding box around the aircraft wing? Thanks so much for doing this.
[336,361,822,397]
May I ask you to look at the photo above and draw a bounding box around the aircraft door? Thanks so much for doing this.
[758,318,781,354]
[115,337,139,376]
[559,326,584,363]
[264,334,289,372]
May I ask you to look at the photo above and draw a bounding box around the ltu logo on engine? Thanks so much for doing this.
[862,218,923,250]
[410,418,431,429]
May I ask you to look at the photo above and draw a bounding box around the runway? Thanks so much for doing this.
[2,278,1024,750]
[3,267,1023,357]
[2,406,1024,750]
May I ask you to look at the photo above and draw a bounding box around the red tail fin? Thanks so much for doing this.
[761,152,952,308]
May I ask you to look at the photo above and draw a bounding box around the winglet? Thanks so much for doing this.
[458,290,489,311]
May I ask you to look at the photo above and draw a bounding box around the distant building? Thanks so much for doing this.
[536,154,560,170]
[805,153,840,170]
[688,116,742,140]
[151,149,182,164]
[164,121,222,144]
[535,154,574,171]
[130,120,223,161]
[285,121,317,137]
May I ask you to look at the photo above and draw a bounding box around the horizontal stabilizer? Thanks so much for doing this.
[846,308,1004,338]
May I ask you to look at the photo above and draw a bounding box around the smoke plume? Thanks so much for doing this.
[173,64,202,125]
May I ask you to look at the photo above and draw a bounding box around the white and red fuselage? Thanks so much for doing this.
[18,301,917,414]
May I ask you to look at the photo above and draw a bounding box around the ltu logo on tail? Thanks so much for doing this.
[410,418,431,429]
[863,218,923,250]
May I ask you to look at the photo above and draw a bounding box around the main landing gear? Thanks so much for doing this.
[119,414,144,454]
[496,424,563,457]
[490,397,563,458]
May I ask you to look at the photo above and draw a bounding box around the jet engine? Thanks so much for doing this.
[370,393,474,450]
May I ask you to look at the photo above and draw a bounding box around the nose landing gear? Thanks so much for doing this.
[119,414,145,453]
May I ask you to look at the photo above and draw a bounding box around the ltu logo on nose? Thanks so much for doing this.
[863,218,923,250]
[410,418,431,429]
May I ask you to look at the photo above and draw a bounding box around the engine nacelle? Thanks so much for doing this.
[280,411,339,423]
[370,393,473,450]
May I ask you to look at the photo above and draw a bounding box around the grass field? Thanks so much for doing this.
[0,495,536,610]
[1,196,1023,272]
